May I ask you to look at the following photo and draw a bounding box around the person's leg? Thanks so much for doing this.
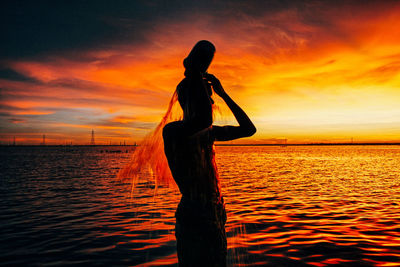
[175,199,227,266]
[176,217,228,266]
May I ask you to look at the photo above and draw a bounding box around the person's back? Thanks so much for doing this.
[163,121,220,202]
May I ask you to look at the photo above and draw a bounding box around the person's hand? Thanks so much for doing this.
[204,73,226,97]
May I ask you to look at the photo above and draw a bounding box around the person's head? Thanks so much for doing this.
[183,40,215,76]
[178,40,215,124]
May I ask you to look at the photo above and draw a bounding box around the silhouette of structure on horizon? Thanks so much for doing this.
[90,129,95,145]
[41,134,46,146]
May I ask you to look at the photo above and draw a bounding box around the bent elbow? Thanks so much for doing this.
[248,125,257,137]
[243,125,256,137]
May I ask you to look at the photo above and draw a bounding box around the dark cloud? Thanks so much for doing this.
[0,0,353,61]
[8,117,26,123]
[0,68,38,82]
[0,104,33,115]
[1,0,230,60]
[1,0,157,60]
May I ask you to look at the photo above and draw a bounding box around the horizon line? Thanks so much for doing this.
[1,142,400,147]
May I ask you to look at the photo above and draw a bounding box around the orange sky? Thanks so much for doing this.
[1,1,400,144]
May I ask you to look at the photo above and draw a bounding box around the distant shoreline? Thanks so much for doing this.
[215,143,400,146]
[1,143,400,147]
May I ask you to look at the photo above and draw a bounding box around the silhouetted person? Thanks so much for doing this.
[163,40,256,266]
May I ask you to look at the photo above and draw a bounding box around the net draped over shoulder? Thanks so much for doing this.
[163,122,227,267]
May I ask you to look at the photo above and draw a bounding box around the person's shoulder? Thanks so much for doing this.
[163,121,183,140]
[177,78,188,89]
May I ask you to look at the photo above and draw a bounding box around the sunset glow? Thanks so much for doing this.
[1,1,400,144]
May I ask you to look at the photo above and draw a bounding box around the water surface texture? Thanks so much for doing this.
[1,145,400,266]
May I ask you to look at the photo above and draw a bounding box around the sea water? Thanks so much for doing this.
[1,145,399,266]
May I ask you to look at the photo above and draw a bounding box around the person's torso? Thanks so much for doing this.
[163,122,221,202]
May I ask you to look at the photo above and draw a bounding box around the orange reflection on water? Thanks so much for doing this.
[115,145,400,266]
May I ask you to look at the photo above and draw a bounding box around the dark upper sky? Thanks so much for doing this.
[3,0,398,61]
[0,0,343,60]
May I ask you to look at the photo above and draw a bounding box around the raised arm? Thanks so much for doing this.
[181,76,213,136]
[205,73,256,141]
[164,77,213,140]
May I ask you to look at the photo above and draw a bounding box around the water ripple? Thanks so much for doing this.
[1,145,400,266]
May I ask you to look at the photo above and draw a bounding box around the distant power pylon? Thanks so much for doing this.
[41,134,46,146]
[90,129,95,145]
